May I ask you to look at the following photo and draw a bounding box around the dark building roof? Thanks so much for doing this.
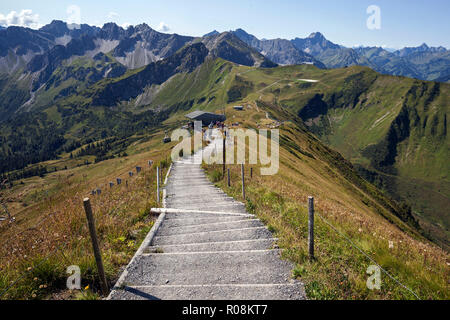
[185,111,226,124]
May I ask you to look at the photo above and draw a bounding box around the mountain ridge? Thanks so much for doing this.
[1,21,448,83]
[231,29,324,67]
[233,29,450,82]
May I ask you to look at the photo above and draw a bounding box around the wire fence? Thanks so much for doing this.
[215,163,423,300]
[313,210,421,300]
[1,154,423,300]
[0,159,161,299]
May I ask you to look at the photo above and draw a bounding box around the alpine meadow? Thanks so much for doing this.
[0,1,448,303]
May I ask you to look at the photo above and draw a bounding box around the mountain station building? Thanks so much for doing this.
[185,111,226,126]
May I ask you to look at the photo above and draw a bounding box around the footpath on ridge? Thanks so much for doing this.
[108,131,305,300]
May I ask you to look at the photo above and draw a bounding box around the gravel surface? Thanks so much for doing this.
[109,134,306,300]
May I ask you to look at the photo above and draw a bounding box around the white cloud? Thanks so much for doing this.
[108,12,119,20]
[0,9,41,29]
[121,22,132,29]
[66,5,81,30]
[156,22,170,33]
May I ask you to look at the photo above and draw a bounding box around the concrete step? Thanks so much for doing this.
[166,197,243,207]
[166,194,234,201]
[109,283,305,300]
[167,179,208,183]
[169,174,207,176]
[170,204,247,213]
[165,207,246,214]
[170,170,205,174]
[164,211,252,220]
[167,182,209,186]
[167,185,221,190]
[151,226,272,246]
[167,189,225,195]
[146,238,278,253]
[169,182,212,186]
[166,203,245,210]
[157,219,264,235]
[166,193,232,198]
[121,250,293,286]
[166,205,246,214]
[168,175,210,178]
[169,171,205,174]
[166,198,238,206]
[162,215,252,227]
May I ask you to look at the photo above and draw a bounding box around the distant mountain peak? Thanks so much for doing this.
[229,29,323,67]
[39,20,70,36]
[43,20,68,28]
[100,22,125,40]
[102,22,122,30]
[203,30,220,37]
[234,28,249,34]
[308,32,325,40]
[291,32,339,57]
[135,23,151,30]
[212,31,234,40]
[201,31,277,68]
[231,28,259,44]
[394,42,448,58]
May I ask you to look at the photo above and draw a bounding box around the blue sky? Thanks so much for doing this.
[1,0,449,49]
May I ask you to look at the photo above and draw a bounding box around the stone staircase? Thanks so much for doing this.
[108,137,305,300]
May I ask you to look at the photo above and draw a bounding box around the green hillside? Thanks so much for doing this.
[203,103,447,299]
[2,54,448,249]
[139,61,449,249]
[1,54,448,299]
[192,64,448,250]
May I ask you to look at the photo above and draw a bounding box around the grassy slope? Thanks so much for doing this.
[214,65,449,250]
[203,103,448,299]
[146,61,449,249]
[31,55,127,111]
[0,70,32,121]
[0,131,175,299]
[141,60,448,298]
[1,59,448,300]
[139,60,448,298]
[150,57,234,111]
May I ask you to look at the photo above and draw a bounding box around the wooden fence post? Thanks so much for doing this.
[241,164,245,200]
[156,167,160,204]
[308,196,314,261]
[222,130,226,178]
[227,168,231,187]
[1,203,11,221]
[82,198,109,296]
